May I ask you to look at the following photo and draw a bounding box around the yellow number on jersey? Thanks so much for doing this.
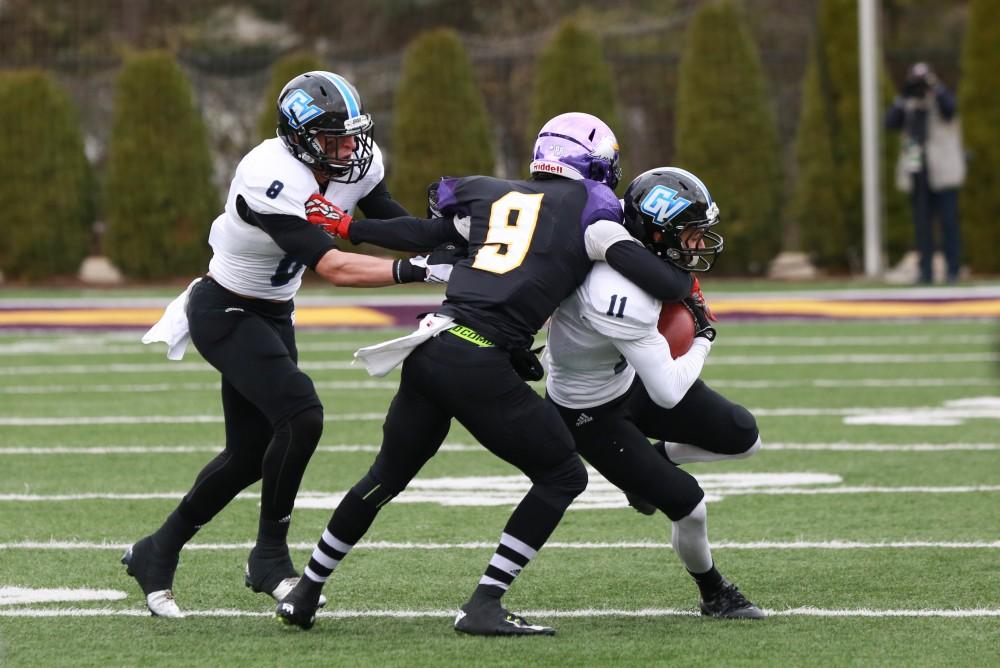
[471,192,544,274]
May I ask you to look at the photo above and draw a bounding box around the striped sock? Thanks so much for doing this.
[302,528,354,584]
[478,532,538,591]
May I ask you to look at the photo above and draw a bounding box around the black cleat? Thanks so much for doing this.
[699,580,766,620]
[121,536,183,617]
[454,597,555,636]
[624,490,657,516]
[275,579,323,631]
[244,545,326,607]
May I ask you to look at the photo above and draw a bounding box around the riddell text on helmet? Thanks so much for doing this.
[533,162,565,175]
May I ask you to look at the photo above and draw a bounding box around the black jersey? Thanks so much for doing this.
[435,175,622,349]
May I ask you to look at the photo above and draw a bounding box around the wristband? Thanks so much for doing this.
[392,259,427,284]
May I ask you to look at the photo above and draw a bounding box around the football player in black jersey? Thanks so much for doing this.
[276,113,699,635]
[122,72,462,619]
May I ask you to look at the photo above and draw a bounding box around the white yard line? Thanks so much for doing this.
[0,334,993,356]
[2,540,998,551]
[2,353,997,377]
[705,353,999,366]
[1,606,998,619]
[4,402,1000,426]
[0,444,480,454]
[2,442,997,455]
[2,485,998,503]
[0,380,399,395]
[2,377,993,395]
[0,361,361,376]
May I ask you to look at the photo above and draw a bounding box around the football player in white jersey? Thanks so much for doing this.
[545,167,766,619]
[123,71,459,618]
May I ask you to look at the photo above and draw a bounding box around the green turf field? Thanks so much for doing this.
[1,318,999,667]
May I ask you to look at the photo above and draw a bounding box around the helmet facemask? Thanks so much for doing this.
[298,121,374,183]
[652,204,724,272]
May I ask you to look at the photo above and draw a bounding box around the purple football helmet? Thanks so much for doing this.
[529,112,621,190]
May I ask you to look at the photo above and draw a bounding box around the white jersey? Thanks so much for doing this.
[207,138,386,301]
[545,262,711,410]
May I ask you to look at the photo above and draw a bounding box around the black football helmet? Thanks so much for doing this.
[622,167,723,272]
[276,71,374,183]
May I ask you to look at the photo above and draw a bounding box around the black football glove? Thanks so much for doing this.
[683,296,717,342]
[403,242,468,284]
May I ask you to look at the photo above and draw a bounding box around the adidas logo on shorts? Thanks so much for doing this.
[575,413,593,427]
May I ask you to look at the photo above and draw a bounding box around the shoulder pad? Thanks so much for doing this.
[357,142,386,194]
[580,262,660,340]
[582,181,624,226]
[237,140,318,218]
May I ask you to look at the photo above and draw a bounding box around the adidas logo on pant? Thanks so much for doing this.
[575,413,593,427]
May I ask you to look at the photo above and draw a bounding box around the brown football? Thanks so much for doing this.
[657,301,695,359]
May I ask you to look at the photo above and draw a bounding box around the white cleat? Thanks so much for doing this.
[145,590,184,618]
[269,577,327,608]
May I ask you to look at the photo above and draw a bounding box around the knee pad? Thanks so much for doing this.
[530,456,588,508]
[350,470,402,509]
[275,406,324,459]
[735,435,762,459]
[279,370,321,411]
[729,405,760,456]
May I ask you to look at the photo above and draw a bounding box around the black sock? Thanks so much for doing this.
[471,583,505,602]
[255,517,291,558]
[689,564,725,599]
[151,508,200,554]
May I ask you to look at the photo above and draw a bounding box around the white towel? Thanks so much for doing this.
[354,313,455,377]
[141,278,202,361]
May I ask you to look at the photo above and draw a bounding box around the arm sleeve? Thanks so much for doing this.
[885,100,905,130]
[356,178,410,219]
[614,335,712,409]
[237,195,336,270]
[348,215,467,252]
[604,241,694,303]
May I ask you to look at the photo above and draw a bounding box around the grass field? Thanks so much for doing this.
[1,315,999,666]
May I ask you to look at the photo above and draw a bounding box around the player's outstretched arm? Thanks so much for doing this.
[314,248,449,287]
[604,240,693,303]
[306,194,465,252]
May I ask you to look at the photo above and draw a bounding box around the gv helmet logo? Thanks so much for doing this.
[281,89,324,129]
[640,185,692,225]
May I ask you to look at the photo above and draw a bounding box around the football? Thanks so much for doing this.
[657,301,695,359]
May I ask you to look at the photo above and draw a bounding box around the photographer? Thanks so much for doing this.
[886,62,966,284]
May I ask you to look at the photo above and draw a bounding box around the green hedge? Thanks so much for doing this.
[790,0,909,272]
[529,19,623,184]
[390,29,494,216]
[103,51,218,279]
[958,0,1000,273]
[674,0,782,275]
[0,70,93,280]
[256,52,326,143]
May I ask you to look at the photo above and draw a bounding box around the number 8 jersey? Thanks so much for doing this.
[207,137,385,301]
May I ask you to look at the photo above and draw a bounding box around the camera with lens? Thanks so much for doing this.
[903,75,930,99]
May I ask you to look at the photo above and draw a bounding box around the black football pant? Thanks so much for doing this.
[327,332,587,554]
[177,277,324,528]
[551,378,759,521]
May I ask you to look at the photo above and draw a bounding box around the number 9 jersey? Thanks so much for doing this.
[207,137,386,301]
[434,175,631,350]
